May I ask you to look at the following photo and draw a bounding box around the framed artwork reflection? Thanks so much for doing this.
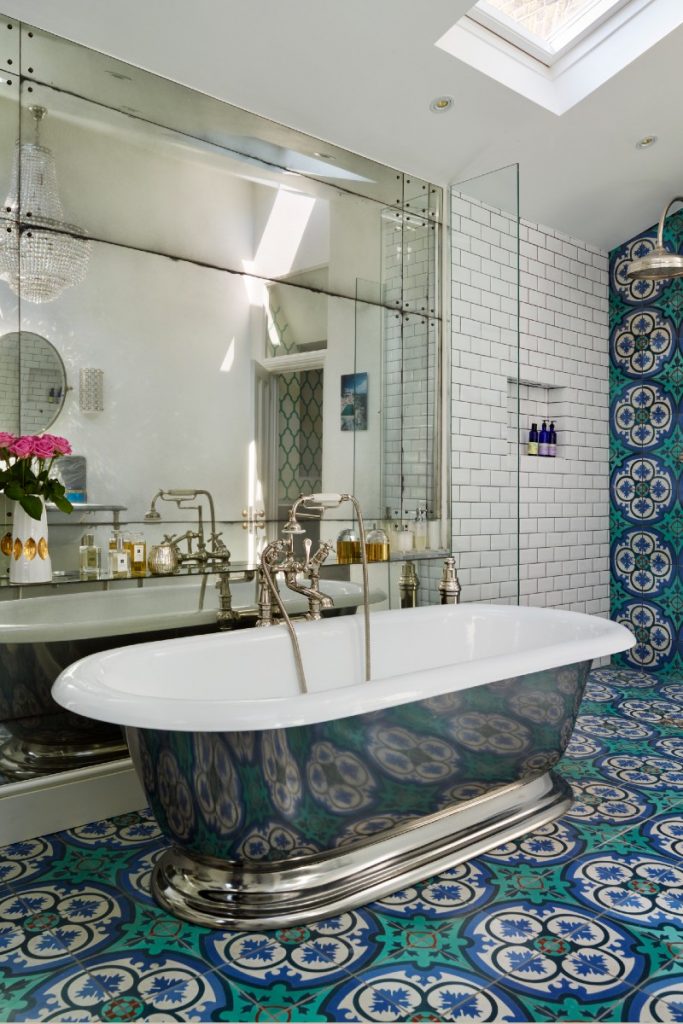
[340,372,368,431]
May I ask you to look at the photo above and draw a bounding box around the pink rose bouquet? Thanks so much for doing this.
[0,433,73,519]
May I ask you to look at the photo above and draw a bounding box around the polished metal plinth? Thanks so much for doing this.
[152,770,572,930]
[0,734,128,781]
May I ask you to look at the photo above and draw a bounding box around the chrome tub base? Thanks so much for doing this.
[0,734,128,781]
[152,770,572,930]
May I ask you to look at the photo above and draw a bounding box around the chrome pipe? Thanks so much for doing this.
[259,541,309,693]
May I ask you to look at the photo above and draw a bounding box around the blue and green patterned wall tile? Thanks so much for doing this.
[610,211,683,674]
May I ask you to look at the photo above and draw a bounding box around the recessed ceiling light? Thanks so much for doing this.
[314,152,332,159]
[430,96,453,113]
[636,135,657,149]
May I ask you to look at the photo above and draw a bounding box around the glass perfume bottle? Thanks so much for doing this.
[365,523,390,562]
[129,532,147,577]
[396,524,414,553]
[79,533,101,578]
[108,531,130,578]
[336,527,361,564]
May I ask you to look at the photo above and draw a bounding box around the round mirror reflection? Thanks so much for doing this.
[0,331,67,435]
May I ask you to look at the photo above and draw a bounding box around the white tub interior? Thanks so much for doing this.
[53,604,634,732]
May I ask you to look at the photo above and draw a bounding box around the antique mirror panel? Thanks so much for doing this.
[4,22,441,554]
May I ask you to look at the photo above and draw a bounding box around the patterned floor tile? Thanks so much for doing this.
[637,810,683,860]
[0,958,110,1022]
[370,859,499,921]
[309,962,527,1022]
[2,666,683,1023]
[480,819,588,870]
[460,898,651,1001]
[0,835,69,892]
[63,951,244,1021]
[198,910,391,994]
[0,878,217,991]
[0,888,85,980]
[479,976,605,1022]
[563,851,683,936]
[595,956,683,1023]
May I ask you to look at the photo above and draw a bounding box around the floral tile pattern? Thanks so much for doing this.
[0,666,682,1021]
[610,209,683,677]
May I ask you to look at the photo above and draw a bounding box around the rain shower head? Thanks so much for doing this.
[627,196,683,281]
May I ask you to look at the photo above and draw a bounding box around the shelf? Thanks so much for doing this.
[0,550,450,589]
[334,549,449,566]
[0,563,256,589]
[507,376,564,391]
[520,455,565,468]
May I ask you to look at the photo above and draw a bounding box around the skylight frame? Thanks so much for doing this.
[468,0,634,66]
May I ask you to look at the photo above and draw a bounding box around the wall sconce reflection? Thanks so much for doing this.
[79,368,104,413]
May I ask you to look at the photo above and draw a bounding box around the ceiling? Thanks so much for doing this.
[1,0,681,250]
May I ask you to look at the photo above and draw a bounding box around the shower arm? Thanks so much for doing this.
[655,196,683,249]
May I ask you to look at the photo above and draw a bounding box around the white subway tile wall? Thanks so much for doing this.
[451,192,610,619]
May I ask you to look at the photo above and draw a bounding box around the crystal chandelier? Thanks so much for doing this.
[0,105,91,303]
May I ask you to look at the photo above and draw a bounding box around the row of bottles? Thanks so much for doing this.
[336,510,442,563]
[79,530,147,579]
[337,524,390,563]
[527,421,557,457]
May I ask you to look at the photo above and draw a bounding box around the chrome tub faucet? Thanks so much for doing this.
[144,489,231,566]
[257,492,371,693]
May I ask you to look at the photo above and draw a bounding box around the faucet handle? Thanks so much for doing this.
[311,540,334,569]
[303,537,312,564]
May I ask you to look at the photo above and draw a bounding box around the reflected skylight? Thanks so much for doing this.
[470,0,630,62]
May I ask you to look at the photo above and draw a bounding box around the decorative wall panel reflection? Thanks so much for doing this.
[610,211,683,672]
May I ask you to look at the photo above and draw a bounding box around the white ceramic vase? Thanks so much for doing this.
[9,499,52,584]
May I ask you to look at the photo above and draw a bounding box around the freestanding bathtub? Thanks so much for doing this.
[53,603,633,929]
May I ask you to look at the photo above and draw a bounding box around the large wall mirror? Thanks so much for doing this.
[0,16,444,802]
[0,19,442,571]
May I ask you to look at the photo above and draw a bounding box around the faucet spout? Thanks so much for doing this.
[283,571,334,619]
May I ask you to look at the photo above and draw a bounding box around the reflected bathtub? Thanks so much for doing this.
[54,604,633,928]
[1,576,379,780]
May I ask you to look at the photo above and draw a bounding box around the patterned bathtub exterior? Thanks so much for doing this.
[127,659,590,864]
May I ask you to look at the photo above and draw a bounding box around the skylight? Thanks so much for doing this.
[436,0,683,114]
[469,0,631,64]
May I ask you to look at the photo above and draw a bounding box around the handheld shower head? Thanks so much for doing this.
[144,491,164,521]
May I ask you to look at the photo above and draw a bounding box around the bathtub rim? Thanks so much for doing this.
[52,605,633,732]
[0,579,386,644]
